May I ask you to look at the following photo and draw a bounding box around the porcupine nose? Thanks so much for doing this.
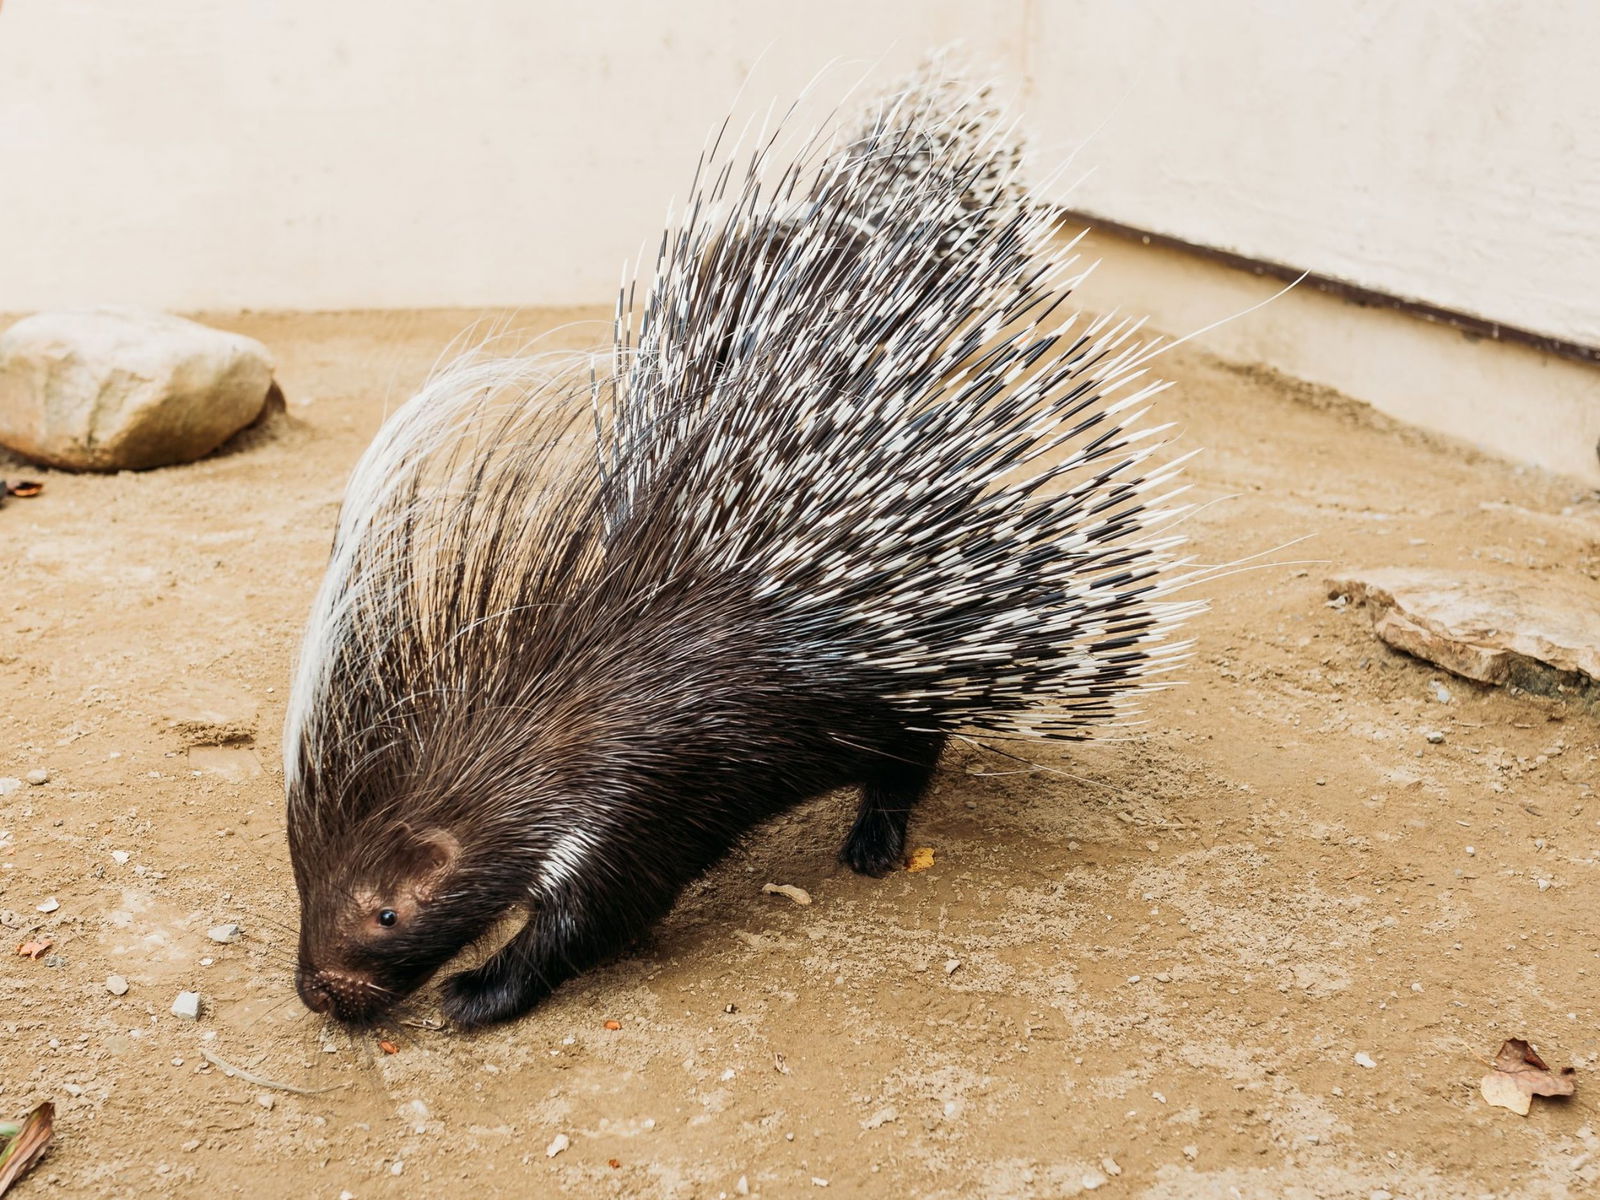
[296,972,336,1015]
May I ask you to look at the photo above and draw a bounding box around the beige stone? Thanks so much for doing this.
[1327,567,1600,691]
[0,309,273,470]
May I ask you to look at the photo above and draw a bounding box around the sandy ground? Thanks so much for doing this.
[2,307,1599,1200]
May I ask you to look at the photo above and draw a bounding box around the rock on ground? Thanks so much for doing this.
[0,309,275,471]
[1327,567,1600,698]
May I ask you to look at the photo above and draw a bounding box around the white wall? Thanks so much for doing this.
[0,0,1020,311]
[1,1,1598,356]
[1028,0,1600,348]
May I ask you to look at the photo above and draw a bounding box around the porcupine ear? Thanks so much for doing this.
[395,827,462,901]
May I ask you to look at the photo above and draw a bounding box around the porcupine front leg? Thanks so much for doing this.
[437,918,563,1029]
[440,899,632,1029]
[841,731,947,877]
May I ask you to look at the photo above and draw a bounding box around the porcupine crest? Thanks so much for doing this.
[282,63,1201,1026]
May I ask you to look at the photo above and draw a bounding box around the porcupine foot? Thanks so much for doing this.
[840,732,946,876]
[440,896,659,1028]
[440,954,546,1029]
[440,912,579,1028]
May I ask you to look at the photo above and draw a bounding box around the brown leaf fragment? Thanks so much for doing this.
[15,941,49,961]
[0,1100,55,1196]
[603,1019,621,1031]
[377,1040,398,1055]
[3,481,43,499]
[1480,1038,1576,1115]
[904,847,936,872]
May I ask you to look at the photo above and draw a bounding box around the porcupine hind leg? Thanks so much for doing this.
[840,731,947,877]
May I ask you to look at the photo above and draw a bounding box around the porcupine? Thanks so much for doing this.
[284,66,1199,1029]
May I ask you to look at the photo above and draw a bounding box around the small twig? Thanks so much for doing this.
[199,1048,346,1096]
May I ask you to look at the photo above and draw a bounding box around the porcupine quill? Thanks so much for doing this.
[283,62,1202,1029]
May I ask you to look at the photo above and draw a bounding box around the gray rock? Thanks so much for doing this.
[170,990,202,1020]
[207,923,241,944]
[106,974,129,996]
[1328,568,1600,698]
[0,309,274,471]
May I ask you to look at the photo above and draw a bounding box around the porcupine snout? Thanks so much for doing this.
[295,965,386,1026]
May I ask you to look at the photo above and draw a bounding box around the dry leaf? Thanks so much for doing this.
[0,1100,55,1196]
[377,1040,398,1055]
[603,1019,621,1031]
[761,882,811,906]
[3,481,43,499]
[1480,1038,1576,1115]
[904,847,936,872]
[15,942,49,961]
[607,1158,622,1169]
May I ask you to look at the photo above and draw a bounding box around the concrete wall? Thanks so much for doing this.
[3,1,1597,346]
[1026,1,1600,349]
[0,0,1020,311]
[2,1,1597,481]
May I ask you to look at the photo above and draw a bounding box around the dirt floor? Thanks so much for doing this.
[3,307,1599,1199]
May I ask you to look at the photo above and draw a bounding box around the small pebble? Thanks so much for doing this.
[170,990,202,1021]
[1425,731,1444,744]
[811,1179,829,1188]
[1155,971,1172,983]
[23,768,49,786]
[1081,1172,1108,1191]
[105,974,129,996]
[257,1094,276,1111]
[1101,1157,1122,1177]
[546,1133,570,1158]
[1354,1051,1377,1069]
[1429,680,1452,703]
[37,897,60,913]
[1537,879,1551,891]
[1314,777,1326,787]
[389,1162,404,1177]
[111,850,130,865]
[0,778,20,796]
[1465,846,1476,856]
[207,923,241,944]
[944,959,961,975]
[736,1177,750,1196]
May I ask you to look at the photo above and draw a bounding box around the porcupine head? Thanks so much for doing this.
[288,818,462,1025]
[287,768,494,1026]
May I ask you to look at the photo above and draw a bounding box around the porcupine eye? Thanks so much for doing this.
[376,909,398,928]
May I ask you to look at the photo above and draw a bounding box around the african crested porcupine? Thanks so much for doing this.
[284,66,1199,1029]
